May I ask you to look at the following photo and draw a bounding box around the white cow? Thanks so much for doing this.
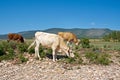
[28,32,74,62]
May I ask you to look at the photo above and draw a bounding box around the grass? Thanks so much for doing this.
[85,52,111,65]
[60,52,83,64]
[0,40,28,63]
[0,39,119,65]
[90,39,120,50]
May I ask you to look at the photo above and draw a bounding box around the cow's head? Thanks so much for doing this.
[63,47,75,58]
[75,39,80,45]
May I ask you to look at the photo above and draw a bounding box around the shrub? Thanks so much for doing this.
[65,57,76,64]
[96,54,110,65]
[61,52,83,64]
[0,45,6,56]
[92,47,99,51]
[17,43,28,53]
[28,47,35,54]
[85,52,111,65]
[18,54,28,63]
[74,45,81,50]
[0,51,15,61]
[81,38,90,48]
[85,52,97,63]
[0,41,15,61]
[7,48,14,54]
[39,51,46,58]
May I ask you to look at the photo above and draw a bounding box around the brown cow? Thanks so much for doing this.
[58,32,80,46]
[7,33,24,43]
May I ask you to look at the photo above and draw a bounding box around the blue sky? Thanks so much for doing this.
[0,0,120,34]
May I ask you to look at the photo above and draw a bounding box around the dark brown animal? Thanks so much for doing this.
[7,33,24,43]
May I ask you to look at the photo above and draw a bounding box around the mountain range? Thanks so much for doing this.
[0,28,112,39]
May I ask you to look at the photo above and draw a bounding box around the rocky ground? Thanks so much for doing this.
[0,55,120,80]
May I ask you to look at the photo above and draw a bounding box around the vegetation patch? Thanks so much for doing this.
[60,52,83,64]
[0,41,28,63]
[85,52,111,65]
[81,38,90,48]
[0,40,119,65]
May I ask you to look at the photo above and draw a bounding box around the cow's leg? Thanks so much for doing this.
[35,41,41,60]
[52,49,56,62]
[52,46,57,62]
[35,46,38,58]
[66,41,69,46]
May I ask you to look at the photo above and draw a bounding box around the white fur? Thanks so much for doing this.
[28,32,74,62]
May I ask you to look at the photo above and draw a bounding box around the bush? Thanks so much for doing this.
[65,57,76,64]
[28,47,35,54]
[74,45,81,50]
[0,45,6,56]
[81,38,90,48]
[7,48,14,54]
[85,52,111,65]
[96,54,110,65]
[17,43,28,53]
[85,52,97,62]
[18,54,28,63]
[61,52,83,64]
[0,41,28,62]
[0,41,15,61]
[0,51,15,61]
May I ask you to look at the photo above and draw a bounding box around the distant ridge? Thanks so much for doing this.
[0,28,112,39]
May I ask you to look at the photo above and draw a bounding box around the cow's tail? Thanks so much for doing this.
[28,40,36,50]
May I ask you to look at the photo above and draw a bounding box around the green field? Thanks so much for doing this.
[0,39,120,65]
[1,39,120,50]
[90,39,120,50]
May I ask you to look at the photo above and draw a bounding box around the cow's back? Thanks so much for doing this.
[8,33,14,40]
[7,33,24,43]
[35,32,60,48]
[58,32,76,40]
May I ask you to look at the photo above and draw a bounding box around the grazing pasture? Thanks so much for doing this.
[90,39,120,50]
[0,39,120,65]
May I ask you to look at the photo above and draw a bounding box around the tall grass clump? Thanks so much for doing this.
[0,44,6,56]
[18,54,28,63]
[17,43,28,53]
[62,52,83,64]
[81,38,90,48]
[85,52,111,65]
[0,41,28,63]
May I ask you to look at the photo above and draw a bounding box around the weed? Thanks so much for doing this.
[0,52,15,61]
[18,54,28,63]
[17,43,28,53]
[81,38,90,48]
[85,52,111,65]
[0,45,6,56]
[61,52,83,64]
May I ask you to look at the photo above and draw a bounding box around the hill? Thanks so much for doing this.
[0,28,112,39]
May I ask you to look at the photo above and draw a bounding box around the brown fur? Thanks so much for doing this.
[58,32,79,45]
[7,33,24,43]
